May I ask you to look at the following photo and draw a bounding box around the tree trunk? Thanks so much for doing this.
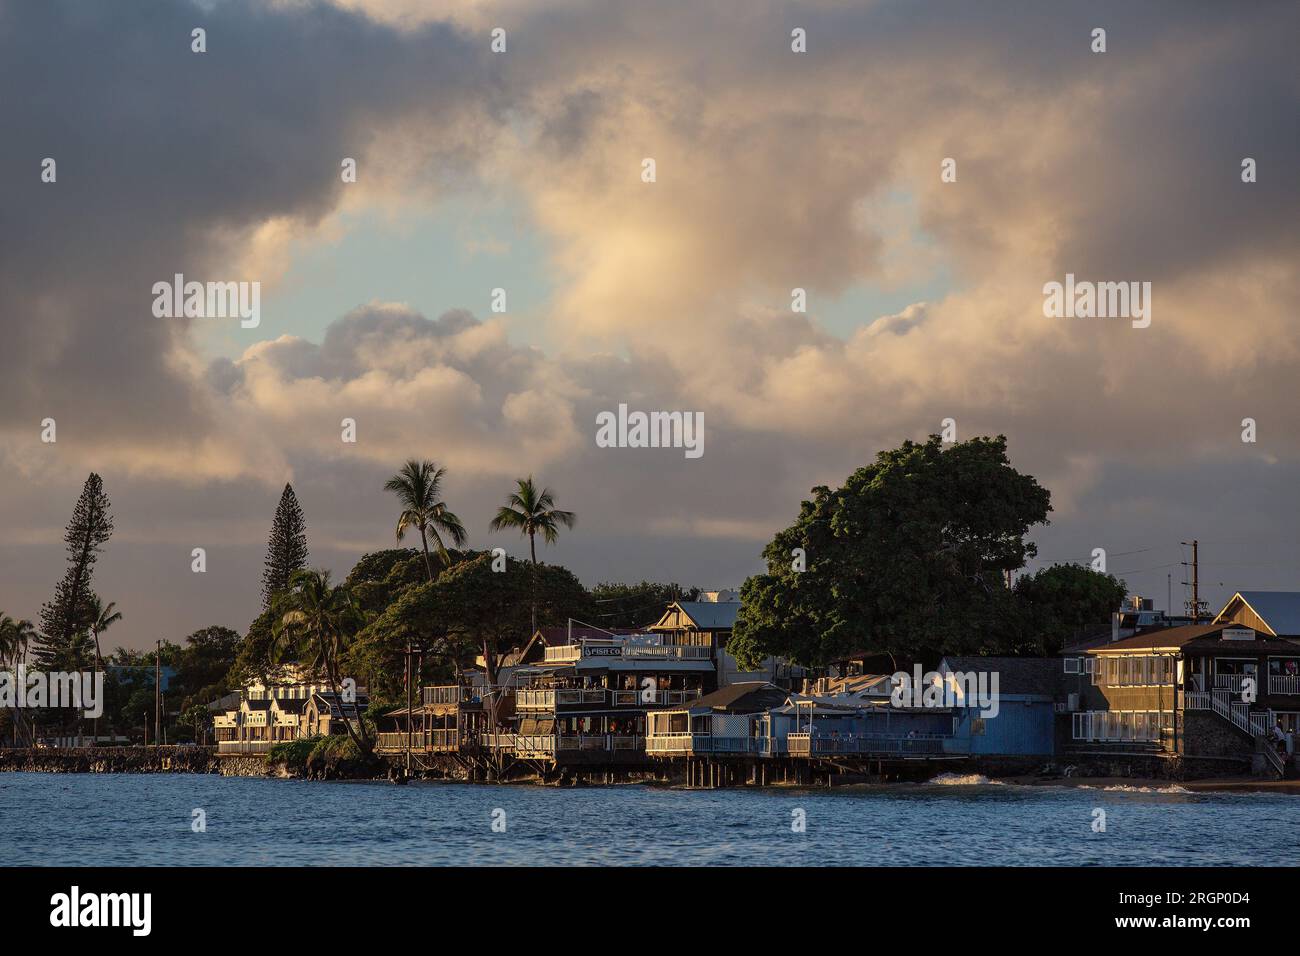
[419,527,435,583]
[324,648,370,754]
[92,631,102,744]
[529,532,538,634]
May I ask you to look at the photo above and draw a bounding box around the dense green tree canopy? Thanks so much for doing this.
[352,553,592,698]
[591,581,701,628]
[729,435,1054,669]
[1012,563,1128,654]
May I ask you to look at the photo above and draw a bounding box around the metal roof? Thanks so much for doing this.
[939,656,1061,697]
[666,601,740,630]
[1215,591,1300,636]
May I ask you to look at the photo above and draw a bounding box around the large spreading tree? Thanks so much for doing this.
[729,435,1053,670]
[354,553,591,705]
[260,483,309,610]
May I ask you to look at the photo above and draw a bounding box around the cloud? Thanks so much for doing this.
[1,0,1297,646]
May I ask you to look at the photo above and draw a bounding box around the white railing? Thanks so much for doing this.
[1268,675,1300,696]
[1262,744,1286,779]
[1208,689,1270,739]
[515,688,610,710]
[422,685,474,706]
[496,734,647,756]
[478,733,517,750]
[1183,691,1210,710]
[217,740,275,754]
[375,729,460,751]
[1214,674,1252,693]
[645,735,764,755]
[542,641,714,664]
[609,689,703,707]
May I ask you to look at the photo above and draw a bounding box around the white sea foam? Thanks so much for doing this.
[1101,784,1191,794]
[928,773,1005,786]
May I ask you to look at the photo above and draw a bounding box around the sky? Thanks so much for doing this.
[1,0,1297,651]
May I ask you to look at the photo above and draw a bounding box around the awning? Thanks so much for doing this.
[517,718,556,735]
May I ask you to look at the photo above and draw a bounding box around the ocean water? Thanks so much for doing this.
[0,772,1295,866]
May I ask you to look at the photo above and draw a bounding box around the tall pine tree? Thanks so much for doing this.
[261,483,309,609]
[38,473,114,669]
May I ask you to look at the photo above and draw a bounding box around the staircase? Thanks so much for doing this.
[1185,688,1288,779]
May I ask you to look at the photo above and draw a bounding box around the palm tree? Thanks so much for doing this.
[1,616,37,745]
[85,597,122,742]
[384,460,468,582]
[271,569,371,752]
[489,476,576,632]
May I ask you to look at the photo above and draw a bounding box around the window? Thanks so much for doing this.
[1064,658,1080,674]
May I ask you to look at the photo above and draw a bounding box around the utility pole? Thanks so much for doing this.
[155,640,161,747]
[1181,540,1200,622]
[405,639,413,775]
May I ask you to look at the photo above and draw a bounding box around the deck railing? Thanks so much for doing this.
[1213,674,1253,693]
[648,732,951,757]
[515,688,610,710]
[542,641,713,664]
[217,740,275,754]
[375,729,461,752]
[1262,744,1287,779]
[500,734,646,756]
[422,685,475,706]
[1268,675,1300,696]
[609,689,703,707]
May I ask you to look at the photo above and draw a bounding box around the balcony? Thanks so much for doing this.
[609,689,703,708]
[375,729,460,752]
[422,685,476,707]
[217,740,275,755]
[785,733,947,755]
[645,735,764,755]
[515,688,610,711]
[1268,675,1300,696]
[511,734,644,757]
[542,641,713,664]
[1213,674,1254,694]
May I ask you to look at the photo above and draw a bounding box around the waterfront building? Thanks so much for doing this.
[1065,618,1300,778]
[213,667,369,754]
[648,593,806,690]
[937,656,1059,757]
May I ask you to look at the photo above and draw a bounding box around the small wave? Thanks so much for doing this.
[1101,784,1191,794]
[928,773,1005,786]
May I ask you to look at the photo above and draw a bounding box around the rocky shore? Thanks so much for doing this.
[0,745,221,774]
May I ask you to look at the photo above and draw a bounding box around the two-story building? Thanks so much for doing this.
[1066,620,1300,777]
[648,593,806,690]
[213,668,368,754]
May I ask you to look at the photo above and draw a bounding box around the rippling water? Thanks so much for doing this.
[1,773,1295,866]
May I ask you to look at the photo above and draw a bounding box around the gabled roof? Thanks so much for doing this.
[310,692,370,718]
[939,656,1061,697]
[1088,623,1300,654]
[1214,591,1300,636]
[652,601,740,631]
